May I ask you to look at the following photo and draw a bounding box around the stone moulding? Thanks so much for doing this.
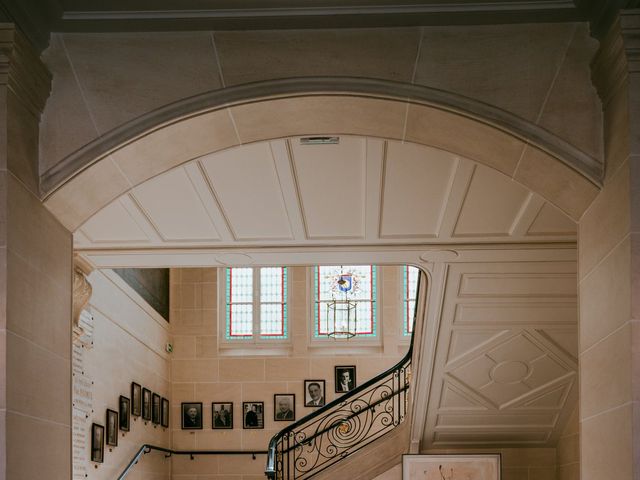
[39,76,603,199]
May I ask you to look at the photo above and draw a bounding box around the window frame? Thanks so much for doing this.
[309,265,382,346]
[218,267,290,346]
[401,265,420,337]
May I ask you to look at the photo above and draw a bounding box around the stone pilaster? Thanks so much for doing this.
[0,23,73,480]
[580,8,640,480]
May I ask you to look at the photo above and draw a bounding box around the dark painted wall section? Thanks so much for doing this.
[113,268,170,321]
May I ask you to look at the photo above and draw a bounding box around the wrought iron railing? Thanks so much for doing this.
[265,271,423,480]
[117,445,267,480]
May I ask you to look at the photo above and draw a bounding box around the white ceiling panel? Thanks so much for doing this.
[290,136,366,239]
[422,261,578,448]
[200,142,293,240]
[80,198,150,243]
[132,167,221,241]
[380,141,457,238]
[454,165,530,237]
[527,203,577,236]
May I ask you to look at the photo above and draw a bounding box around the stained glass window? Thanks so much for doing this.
[226,267,287,340]
[404,266,419,335]
[314,265,377,337]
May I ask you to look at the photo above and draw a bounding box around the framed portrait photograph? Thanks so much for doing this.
[304,380,326,407]
[335,365,356,393]
[152,393,161,425]
[91,423,104,463]
[131,382,142,417]
[402,454,501,480]
[161,397,169,428]
[119,396,130,432]
[181,402,203,430]
[242,402,264,429]
[106,409,118,447]
[142,388,151,421]
[212,402,233,429]
[274,394,295,421]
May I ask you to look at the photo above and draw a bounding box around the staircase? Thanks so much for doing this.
[265,271,426,480]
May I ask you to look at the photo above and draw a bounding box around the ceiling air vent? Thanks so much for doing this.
[299,136,339,145]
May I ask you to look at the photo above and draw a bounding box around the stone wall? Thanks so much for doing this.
[84,269,171,479]
[169,266,409,479]
[556,408,579,480]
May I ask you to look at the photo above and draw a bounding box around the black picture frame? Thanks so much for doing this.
[161,397,169,428]
[181,402,203,430]
[152,393,161,425]
[212,402,233,429]
[142,388,152,421]
[304,379,326,407]
[91,423,104,463]
[242,401,264,429]
[274,394,295,422]
[119,396,130,432]
[335,365,357,393]
[106,409,118,447]
[131,382,142,417]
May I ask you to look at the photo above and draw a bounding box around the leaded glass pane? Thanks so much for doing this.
[404,266,419,335]
[260,267,283,303]
[260,304,284,336]
[229,303,253,337]
[226,267,287,341]
[230,268,253,303]
[315,265,376,337]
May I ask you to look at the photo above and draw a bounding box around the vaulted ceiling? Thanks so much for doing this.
[75,136,575,267]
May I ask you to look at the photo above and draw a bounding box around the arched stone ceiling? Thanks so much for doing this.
[42,80,601,234]
[73,136,577,268]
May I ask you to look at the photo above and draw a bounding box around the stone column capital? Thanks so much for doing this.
[591,10,640,106]
[0,23,51,116]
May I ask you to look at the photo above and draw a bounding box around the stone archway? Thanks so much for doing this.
[40,77,601,232]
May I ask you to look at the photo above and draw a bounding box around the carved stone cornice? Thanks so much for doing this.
[577,0,640,40]
[620,10,640,73]
[591,10,640,106]
[0,23,51,116]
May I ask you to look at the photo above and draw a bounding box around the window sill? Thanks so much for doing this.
[306,343,383,356]
[217,344,293,357]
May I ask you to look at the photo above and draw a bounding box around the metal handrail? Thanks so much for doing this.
[265,271,424,479]
[117,445,267,480]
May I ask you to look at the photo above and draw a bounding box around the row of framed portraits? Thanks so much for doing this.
[182,396,294,430]
[90,382,169,463]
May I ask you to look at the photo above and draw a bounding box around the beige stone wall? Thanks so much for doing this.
[85,270,171,479]
[40,24,601,175]
[4,174,73,480]
[169,266,408,478]
[556,408,579,480]
[578,15,638,478]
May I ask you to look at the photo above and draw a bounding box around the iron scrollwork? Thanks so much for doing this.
[266,358,411,480]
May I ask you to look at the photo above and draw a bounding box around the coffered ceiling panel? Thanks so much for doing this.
[422,260,578,448]
[131,166,221,242]
[78,197,149,244]
[380,141,458,238]
[453,165,530,237]
[72,136,578,255]
[290,136,366,239]
[200,142,293,240]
